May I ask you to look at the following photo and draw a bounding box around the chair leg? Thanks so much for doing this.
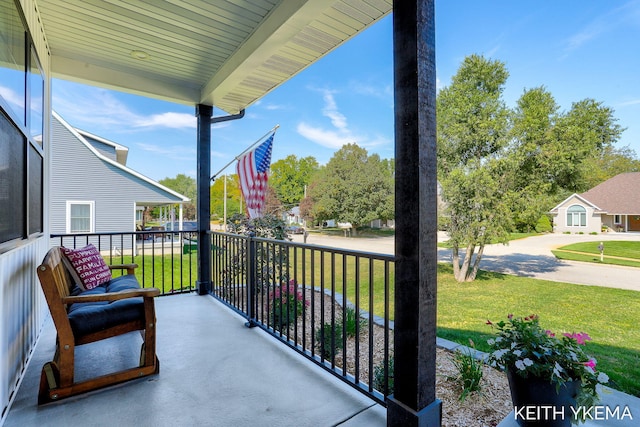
[39,362,60,404]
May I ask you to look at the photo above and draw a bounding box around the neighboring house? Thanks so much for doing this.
[284,206,303,225]
[550,172,640,233]
[50,111,190,247]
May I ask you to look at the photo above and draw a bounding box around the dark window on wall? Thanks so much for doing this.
[0,111,25,243]
[0,0,45,249]
[0,0,27,124]
[29,46,43,145]
[28,144,43,235]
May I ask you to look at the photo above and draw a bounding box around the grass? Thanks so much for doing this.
[290,247,394,319]
[110,246,640,397]
[108,252,198,294]
[552,240,640,268]
[436,264,640,397]
[290,249,640,397]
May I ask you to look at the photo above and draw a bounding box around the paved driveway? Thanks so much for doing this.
[294,232,640,291]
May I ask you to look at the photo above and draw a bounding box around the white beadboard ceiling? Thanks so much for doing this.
[36,0,392,113]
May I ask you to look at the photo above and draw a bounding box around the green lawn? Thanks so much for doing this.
[111,249,640,397]
[553,240,640,268]
[436,264,640,397]
[291,248,640,397]
[109,252,198,294]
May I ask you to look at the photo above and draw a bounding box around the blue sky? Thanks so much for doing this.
[52,1,640,183]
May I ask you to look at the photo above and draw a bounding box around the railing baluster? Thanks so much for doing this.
[51,230,396,406]
[354,255,361,384]
[384,259,391,397]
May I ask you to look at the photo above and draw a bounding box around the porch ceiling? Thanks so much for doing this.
[36,0,392,113]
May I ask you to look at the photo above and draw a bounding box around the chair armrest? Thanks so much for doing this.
[62,287,160,304]
[109,263,139,275]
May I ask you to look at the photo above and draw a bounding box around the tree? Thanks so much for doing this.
[308,143,393,230]
[159,174,196,219]
[507,86,562,231]
[438,54,625,281]
[437,54,511,282]
[579,145,640,189]
[269,155,319,206]
[548,98,624,193]
[210,175,242,220]
[508,89,624,231]
[263,185,284,216]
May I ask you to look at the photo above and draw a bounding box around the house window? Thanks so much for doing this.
[614,215,621,224]
[566,205,587,227]
[67,201,95,233]
[0,0,45,251]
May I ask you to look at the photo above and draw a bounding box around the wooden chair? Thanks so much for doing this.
[36,246,160,404]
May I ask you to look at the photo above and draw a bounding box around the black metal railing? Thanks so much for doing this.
[210,231,395,405]
[52,230,395,404]
[51,231,197,295]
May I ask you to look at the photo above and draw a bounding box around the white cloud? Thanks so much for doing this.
[618,99,640,107]
[564,1,640,52]
[52,84,195,131]
[0,85,25,110]
[264,103,287,110]
[134,112,196,129]
[297,88,391,150]
[321,90,348,130]
[296,122,356,149]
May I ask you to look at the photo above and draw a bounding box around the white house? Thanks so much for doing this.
[550,172,640,233]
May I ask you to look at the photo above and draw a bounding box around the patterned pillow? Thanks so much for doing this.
[60,244,112,290]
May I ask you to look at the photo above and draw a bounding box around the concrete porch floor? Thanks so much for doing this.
[4,294,386,427]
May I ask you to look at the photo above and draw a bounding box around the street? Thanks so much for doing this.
[291,231,640,291]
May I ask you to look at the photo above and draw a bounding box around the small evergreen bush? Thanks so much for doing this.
[373,356,394,395]
[315,322,343,359]
[535,215,552,233]
[344,306,367,338]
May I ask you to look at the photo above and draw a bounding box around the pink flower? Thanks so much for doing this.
[584,359,596,369]
[563,332,592,345]
[545,330,556,337]
[507,314,513,320]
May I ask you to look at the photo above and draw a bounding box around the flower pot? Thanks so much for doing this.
[507,368,580,427]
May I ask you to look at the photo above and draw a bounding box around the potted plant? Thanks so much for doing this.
[487,314,609,426]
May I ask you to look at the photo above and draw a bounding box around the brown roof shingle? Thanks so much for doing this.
[579,172,640,214]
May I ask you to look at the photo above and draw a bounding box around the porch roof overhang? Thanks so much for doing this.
[37,0,392,113]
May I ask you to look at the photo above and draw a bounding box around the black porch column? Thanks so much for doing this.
[388,1,441,426]
[196,104,213,295]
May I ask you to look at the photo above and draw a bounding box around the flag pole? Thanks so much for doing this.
[210,124,279,181]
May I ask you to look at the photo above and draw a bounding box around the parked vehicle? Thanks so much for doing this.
[163,221,198,239]
[286,226,305,235]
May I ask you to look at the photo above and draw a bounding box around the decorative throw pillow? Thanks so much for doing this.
[60,244,112,290]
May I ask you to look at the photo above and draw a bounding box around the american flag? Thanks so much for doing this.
[236,132,274,218]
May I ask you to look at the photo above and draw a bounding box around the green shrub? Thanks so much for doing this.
[315,323,343,359]
[344,306,367,338]
[535,215,552,233]
[373,356,394,395]
[448,343,483,401]
[270,281,306,331]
